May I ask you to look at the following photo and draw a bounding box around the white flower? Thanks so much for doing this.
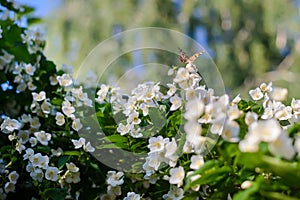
[248,119,281,143]
[57,73,73,87]
[39,155,50,170]
[143,173,158,184]
[30,117,41,129]
[30,168,44,182]
[72,138,95,152]
[17,130,30,144]
[4,182,15,193]
[174,68,189,83]
[221,120,240,143]
[8,171,19,184]
[291,98,300,114]
[170,95,182,111]
[274,106,292,120]
[29,153,44,167]
[62,100,75,118]
[232,94,241,104]
[66,162,79,173]
[124,192,141,200]
[26,163,35,173]
[139,103,149,116]
[184,120,205,151]
[245,112,258,125]
[184,97,204,120]
[117,123,132,135]
[27,81,37,91]
[23,148,34,160]
[1,118,22,133]
[51,147,63,157]
[270,87,288,101]
[107,185,122,196]
[165,138,178,159]
[163,186,184,200]
[167,83,176,97]
[269,131,295,160]
[24,63,36,75]
[41,100,51,114]
[261,107,274,119]
[0,50,14,64]
[127,111,141,125]
[55,112,65,126]
[65,171,80,183]
[45,166,59,181]
[16,140,26,153]
[148,136,168,153]
[186,172,201,191]
[130,127,143,138]
[249,87,263,101]
[83,141,95,152]
[72,138,85,149]
[147,152,163,170]
[34,131,51,146]
[142,157,155,174]
[106,171,124,187]
[72,118,83,131]
[260,82,272,93]
[169,166,185,187]
[29,137,37,147]
[32,91,46,102]
[227,105,242,121]
[190,155,204,170]
[183,141,193,154]
[210,115,226,135]
[186,62,197,72]
[96,84,109,103]
[239,137,260,153]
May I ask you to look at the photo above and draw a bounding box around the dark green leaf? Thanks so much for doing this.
[41,188,67,200]
[58,156,69,169]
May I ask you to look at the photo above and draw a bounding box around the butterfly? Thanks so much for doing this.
[178,48,205,64]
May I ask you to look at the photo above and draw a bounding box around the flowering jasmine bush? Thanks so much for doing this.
[1,1,300,200]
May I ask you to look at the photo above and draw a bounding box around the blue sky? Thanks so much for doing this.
[16,0,61,17]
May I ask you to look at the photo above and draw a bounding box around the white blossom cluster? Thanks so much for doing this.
[239,82,300,160]
[0,62,94,198]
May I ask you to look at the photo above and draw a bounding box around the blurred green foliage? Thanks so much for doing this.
[44,0,300,97]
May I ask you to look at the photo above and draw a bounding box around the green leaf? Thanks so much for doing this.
[101,135,128,143]
[185,160,223,191]
[148,107,166,128]
[50,98,63,106]
[190,166,232,186]
[236,153,300,187]
[27,17,41,25]
[260,191,300,200]
[96,143,130,150]
[238,100,249,111]
[41,188,67,200]
[130,140,147,151]
[58,156,69,169]
[62,151,81,156]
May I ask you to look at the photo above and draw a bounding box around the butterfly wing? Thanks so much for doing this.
[178,48,189,63]
[188,51,205,63]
